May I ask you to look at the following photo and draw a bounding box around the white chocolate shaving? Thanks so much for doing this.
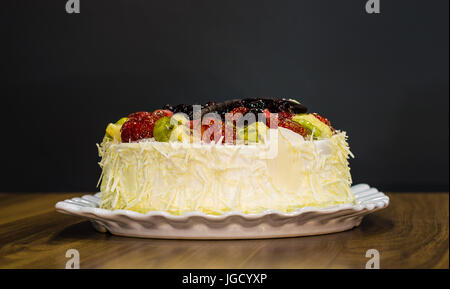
[97,129,354,215]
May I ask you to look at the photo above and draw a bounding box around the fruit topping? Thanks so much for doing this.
[120,109,174,142]
[170,113,191,142]
[312,113,334,131]
[230,106,249,116]
[106,124,120,141]
[170,125,190,142]
[236,122,268,143]
[153,116,174,142]
[201,116,223,143]
[199,98,307,119]
[105,117,129,142]
[152,114,190,142]
[115,117,129,126]
[113,99,337,143]
[292,114,333,139]
[222,122,237,144]
[165,104,199,119]
[172,113,190,125]
[121,111,156,142]
[121,118,154,142]
[278,111,294,120]
[264,109,293,128]
[278,118,308,137]
[127,111,153,122]
[245,99,267,115]
[153,109,174,119]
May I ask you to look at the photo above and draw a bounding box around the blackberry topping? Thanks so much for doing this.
[163,103,174,111]
[164,103,198,119]
[203,101,216,108]
[245,99,266,114]
[165,98,307,121]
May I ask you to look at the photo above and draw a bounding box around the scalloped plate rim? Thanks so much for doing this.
[54,183,389,239]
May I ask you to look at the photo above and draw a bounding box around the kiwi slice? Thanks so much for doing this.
[104,117,129,141]
[237,122,267,143]
[115,117,129,126]
[153,116,175,142]
[292,114,332,139]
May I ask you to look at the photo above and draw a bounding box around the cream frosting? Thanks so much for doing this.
[97,128,354,215]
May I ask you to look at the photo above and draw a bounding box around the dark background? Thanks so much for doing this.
[1,0,448,192]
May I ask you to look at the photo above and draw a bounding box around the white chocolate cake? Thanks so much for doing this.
[97,98,354,215]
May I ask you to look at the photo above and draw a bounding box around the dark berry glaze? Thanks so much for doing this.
[163,98,307,121]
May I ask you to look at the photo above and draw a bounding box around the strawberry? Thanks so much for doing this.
[127,111,153,122]
[278,118,308,137]
[189,119,201,130]
[225,106,248,125]
[312,113,334,131]
[262,109,273,128]
[153,109,174,118]
[222,122,237,144]
[122,109,174,142]
[230,106,249,116]
[264,109,292,128]
[278,111,293,120]
[201,117,223,143]
[121,118,154,142]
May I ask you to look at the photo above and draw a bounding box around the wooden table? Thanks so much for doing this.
[0,192,448,269]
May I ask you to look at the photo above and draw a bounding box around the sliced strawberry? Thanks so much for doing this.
[278,118,308,137]
[231,106,249,116]
[262,109,273,128]
[264,110,292,128]
[262,108,271,119]
[278,111,293,120]
[222,122,237,144]
[201,117,223,143]
[189,119,201,130]
[312,113,334,131]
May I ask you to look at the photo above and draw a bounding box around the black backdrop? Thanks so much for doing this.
[1,0,448,192]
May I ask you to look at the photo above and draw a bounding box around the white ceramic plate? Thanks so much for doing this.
[55,184,389,239]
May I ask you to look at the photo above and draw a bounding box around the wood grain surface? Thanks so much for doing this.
[0,192,448,269]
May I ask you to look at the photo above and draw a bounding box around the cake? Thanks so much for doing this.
[97,98,354,215]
